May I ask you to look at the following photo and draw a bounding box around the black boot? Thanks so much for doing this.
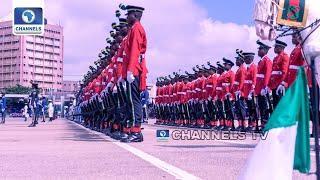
[120,133,143,143]
[119,132,129,140]
[111,131,122,140]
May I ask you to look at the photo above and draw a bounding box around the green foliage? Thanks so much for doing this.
[4,84,32,94]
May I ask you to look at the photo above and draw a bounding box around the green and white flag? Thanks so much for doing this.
[239,68,310,180]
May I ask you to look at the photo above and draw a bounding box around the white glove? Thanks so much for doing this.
[117,76,122,84]
[260,88,266,96]
[112,86,118,94]
[208,96,212,101]
[122,82,127,91]
[107,82,114,89]
[235,91,240,97]
[276,84,285,96]
[248,93,253,100]
[143,104,147,108]
[225,92,231,98]
[127,71,135,83]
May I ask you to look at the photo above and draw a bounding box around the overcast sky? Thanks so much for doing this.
[0,0,294,84]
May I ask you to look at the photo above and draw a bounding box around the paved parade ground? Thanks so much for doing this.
[0,117,317,180]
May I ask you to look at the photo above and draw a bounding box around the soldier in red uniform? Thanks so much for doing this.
[215,62,226,130]
[196,68,207,128]
[189,68,198,127]
[222,58,235,131]
[268,40,289,108]
[120,5,147,143]
[181,74,191,126]
[176,75,185,126]
[232,50,246,131]
[255,40,273,129]
[205,64,218,128]
[155,79,162,124]
[242,52,258,132]
[167,78,174,125]
[185,73,195,126]
[282,33,308,88]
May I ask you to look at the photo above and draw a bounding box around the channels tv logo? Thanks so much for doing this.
[13,0,44,35]
[156,130,169,141]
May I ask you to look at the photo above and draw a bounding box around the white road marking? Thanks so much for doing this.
[70,121,201,180]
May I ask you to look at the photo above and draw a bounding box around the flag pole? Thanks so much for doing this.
[310,58,320,180]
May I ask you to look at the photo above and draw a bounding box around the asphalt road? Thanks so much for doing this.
[0,118,317,180]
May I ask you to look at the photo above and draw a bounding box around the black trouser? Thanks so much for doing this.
[272,89,282,109]
[1,110,6,122]
[126,77,142,127]
[183,103,190,121]
[207,100,216,122]
[257,95,270,124]
[246,98,258,126]
[224,99,234,121]
[216,100,225,121]
[234,97,246,122]
[188,102,195,122]
[195,102,202,120]
[203,100,211,124]
[171,104,177,123]
[142,106,147,120]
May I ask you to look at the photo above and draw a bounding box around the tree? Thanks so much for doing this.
[4,84,32,94]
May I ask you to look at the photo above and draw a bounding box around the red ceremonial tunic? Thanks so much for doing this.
[125,21,148,91]
[268,51,289,90]
[284,45,305,87]
[243,63,257,98]
[232,64,246,96]
[255,55,272,95]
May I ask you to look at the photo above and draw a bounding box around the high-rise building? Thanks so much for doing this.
[0,17,64,92]
[62,80,79,94]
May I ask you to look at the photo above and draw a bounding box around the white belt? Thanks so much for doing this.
[272,71,282,75]
[192,90,196,93]
[164,95,169,97]
[289,65,299,70]
[216,87,222,90]
[187,90,192,93]
[244,80,253,84]
[108,69,113,73]
[234,81,239,85]
[206,85,213,88]
[169,95,173,97]
[180,92,186,95]
[102,82,106,85]
[202,90,206,92]
[96,82,101,85]
[173,93,177,96]
[257,74,265,78]
[222,83,230,86]
[177,92,182,95]
[117,57,123,62]
[195,88,201,91]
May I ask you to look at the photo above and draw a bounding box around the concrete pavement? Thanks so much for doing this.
[0,118,317,180]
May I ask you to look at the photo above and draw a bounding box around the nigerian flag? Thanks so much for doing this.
[239,68,310,180]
